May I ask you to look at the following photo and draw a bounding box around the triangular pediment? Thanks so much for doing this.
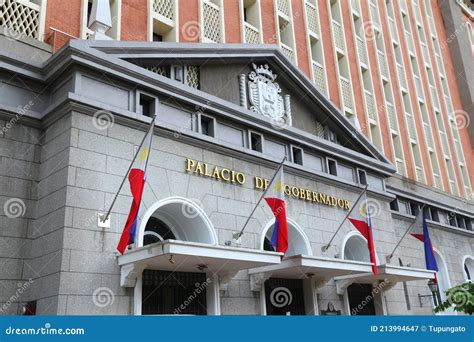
[67,40,392,167]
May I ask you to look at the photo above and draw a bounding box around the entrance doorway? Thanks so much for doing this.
[142,270,207,315]
[265,278,305,315]
[347,283,376,315]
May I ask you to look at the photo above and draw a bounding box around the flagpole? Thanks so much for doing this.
[234,156,287,240]
[321,184,368,253]
[100,114,156,223]
[386,204,425,263]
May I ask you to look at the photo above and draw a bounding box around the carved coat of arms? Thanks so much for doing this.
[248,64,291,126]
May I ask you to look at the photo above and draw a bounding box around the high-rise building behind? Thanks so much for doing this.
[1,0,471,199]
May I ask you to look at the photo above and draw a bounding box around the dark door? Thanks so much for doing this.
[142,270,207,315]
[348,283,376,315]
[265,278,305,315]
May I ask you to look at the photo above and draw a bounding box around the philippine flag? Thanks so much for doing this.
[348,195,378,276]
[116,127,153,255]
[265,167,288,255]
[410,210,439,273]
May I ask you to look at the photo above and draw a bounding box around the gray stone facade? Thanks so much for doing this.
[0,38,472,316]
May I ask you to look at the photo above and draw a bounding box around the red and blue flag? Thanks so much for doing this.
[348,195,378,276]
[264,167,288,255]
[410,210,439,273]
[117,128,153,255]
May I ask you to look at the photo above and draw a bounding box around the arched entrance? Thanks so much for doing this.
[137,196,218,246]
[260,219,313,315]
[433,249,453,314]
[261,218,312,257]
[463,256,474,282]
[134,197,219,315]
[341,232,384,316]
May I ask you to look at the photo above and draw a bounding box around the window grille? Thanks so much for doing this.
[186,66,200,89]
[340,76,353,112]
[152,0,174,20]
[244,22,260,44]
[0,0,41,40]
[201,0,222,43]
[332,20,344,51]
[305,1,319,36]
[312,61,326,95]
[146,66,168,76]
[277,0,290,16]
[364,90,376,121]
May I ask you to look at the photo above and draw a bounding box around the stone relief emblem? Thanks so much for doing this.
[247,63,292,127]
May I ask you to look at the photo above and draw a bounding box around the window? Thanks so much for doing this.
[390,199,398,211]
[448,213,457,227]
[148,0,178,42]
[464,257,474,281]
[200,0,224,43]
[409,202,420,216]
[199,115,215,137]
[324,128,338,143]
[327,158,337,176]
[242,0,262,44]
[466,220,472,231]
[457,216,466,229]
[438,210,449,225]
[143,217,176,245]
[171,65,184,82]
[21,301,37,316]
[423,206,431,220]
[429,207,439,222]
[137,93,157,117]
[249,131,263,152]
[291,146,304,165]
[398,199,410,215]
[357,169,367,185]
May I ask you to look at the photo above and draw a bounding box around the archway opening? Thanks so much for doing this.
[261,219,312,315]
[136,197,218,315]
[262,219,311,257]
[138,197,217,246]
[434,251,450,301]
[342,233,382,316]
[343,234,370,262]
[464,257,474,282]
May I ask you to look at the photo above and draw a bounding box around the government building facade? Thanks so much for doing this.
[0,0,472,316]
